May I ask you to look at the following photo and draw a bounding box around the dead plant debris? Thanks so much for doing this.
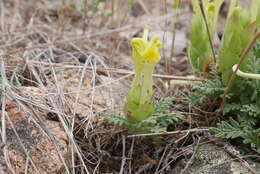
[0,0,259,174]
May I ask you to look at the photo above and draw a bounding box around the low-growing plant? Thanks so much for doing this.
[69,0,112,16]
[190,45,260,151]
[188,0,223,75]
[189,0,260,152]
[102,97,184,134]
[218,1,259,86]
[101,30,184,134]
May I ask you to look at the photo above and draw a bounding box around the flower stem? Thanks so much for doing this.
[140,63,155,105]
[232,64,260,79]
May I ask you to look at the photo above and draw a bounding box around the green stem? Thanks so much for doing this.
[198,0,216,63]
[132,68,142,87]
[119,0,136,26]
[140,63,155,105]
[169,0,181,73]
[232,64,260,79]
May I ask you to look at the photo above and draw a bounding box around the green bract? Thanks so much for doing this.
[124,29,162,123]
[189,0,260,152]
[218,7,257,85]
[189,0,260,85]
[188,0,223,75]
[251,0,260,29]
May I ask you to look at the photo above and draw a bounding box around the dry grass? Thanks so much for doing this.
[1,0,256,173]
[0,1,193,173]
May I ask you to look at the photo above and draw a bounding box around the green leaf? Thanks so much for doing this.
[189,72,224,105]
[69,3,77,9]
[218,7,257,85]
[210,118,244,139]
[100,113,130,126]
[194,39,260,153]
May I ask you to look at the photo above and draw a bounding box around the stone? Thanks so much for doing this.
[181,143,260,174]
[0,101,69,174]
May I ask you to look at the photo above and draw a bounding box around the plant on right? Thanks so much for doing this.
[188,0,260,152]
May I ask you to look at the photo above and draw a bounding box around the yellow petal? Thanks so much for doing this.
[142,36,162,63]
[131,30,162,64]
[131,38,147,57]
[142,45,161,63]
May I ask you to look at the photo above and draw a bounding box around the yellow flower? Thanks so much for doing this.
[131,29,162,64]
[124,29,162,123]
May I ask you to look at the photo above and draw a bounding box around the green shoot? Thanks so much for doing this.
[188,0,223,75]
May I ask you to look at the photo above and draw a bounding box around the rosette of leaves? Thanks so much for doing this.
[189,0,260,152]
[211,46,260,152]
[191,42,260,152]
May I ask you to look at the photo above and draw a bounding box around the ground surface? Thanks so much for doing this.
[0,0,259,173]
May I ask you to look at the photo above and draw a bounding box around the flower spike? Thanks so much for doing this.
[124,29,162,123]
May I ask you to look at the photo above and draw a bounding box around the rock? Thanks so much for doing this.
[0,101,68,174]
[54,69,128,117]
[181,143,260,174]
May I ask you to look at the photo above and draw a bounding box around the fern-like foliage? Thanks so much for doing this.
[253,41,260,58]
[210,118,245,139]
[193,44,260,152]
[101,97,185,135]
[224,103,260,118]
[100,113,130,127]
[210,118,260,152]
[189,72,224,105]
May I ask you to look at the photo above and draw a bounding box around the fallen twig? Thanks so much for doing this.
[127,128,209,138]
[25,60,204,81]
